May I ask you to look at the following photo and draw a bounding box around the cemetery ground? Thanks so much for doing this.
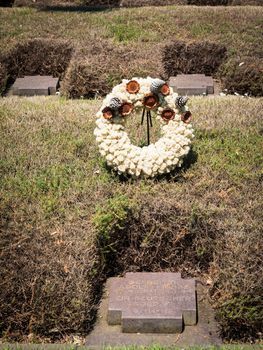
[0,3,263,346]
[0,5,263,97]
[0,95,262,344]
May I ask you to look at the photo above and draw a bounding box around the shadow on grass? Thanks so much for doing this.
[156,148,198,183]
[41,5,119,13]
[102,148,198,183]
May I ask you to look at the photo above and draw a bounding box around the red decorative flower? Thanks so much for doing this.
[161,108,175,121]
[102,107,113,120]
[181,111,192,124]
[126,80,140,94]
[143,93,159,110]
[160,83,170,96]
[119,102,133,116]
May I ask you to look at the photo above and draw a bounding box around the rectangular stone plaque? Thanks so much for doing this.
[169,74,214,96]
[10,75,59,96]
[107,272,196,333]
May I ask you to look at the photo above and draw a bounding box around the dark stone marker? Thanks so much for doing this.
[107,272,196,333]
[169,74,214,96]
[10,76,59,96]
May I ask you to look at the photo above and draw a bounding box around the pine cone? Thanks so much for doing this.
[150,79,170,96]
[109,97,122,110]
[150,79,166,95]
[175,96,189,109]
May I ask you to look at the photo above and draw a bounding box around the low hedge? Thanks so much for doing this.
[13,0,121,6]
[0,62,8,95]
[187,0,228,4]
[60,40,133,98]
[162,40,227,78]
[0,38,74,84]
[11,0,263,6]
[220,57,263,97]
[60,40,161,98]
[121,0,187,6]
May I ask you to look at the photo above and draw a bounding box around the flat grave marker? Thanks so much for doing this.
[107,272,196,333]
[169,74,214,96]
[10,75,59,96]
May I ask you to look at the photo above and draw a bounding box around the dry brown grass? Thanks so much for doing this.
[0,96,262,342]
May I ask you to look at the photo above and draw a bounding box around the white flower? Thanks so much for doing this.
[94,77,194,177]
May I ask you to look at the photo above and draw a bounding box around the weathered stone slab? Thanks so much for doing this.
[107,272,196,333]
[86,278,222,347]
[169,74,214,96]
[10,76,59,96]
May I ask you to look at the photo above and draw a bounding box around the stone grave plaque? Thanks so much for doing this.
[107,272,196,333]
[169,74,214,96]
[10,75,59,96]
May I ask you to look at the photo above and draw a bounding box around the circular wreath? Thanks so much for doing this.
[94,77,194,177]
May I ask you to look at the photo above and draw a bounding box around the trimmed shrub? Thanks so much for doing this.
[213,227,263,340]
[60,42,125,98]
[0,62,8,95]
[61,40,161,98]
[121,0,187,6]
[219,57,263,96]
[13,0,121,6]
[61,55,114,98]
[1,39,74,81]
[95,195,221,276]
[0,222,100,339]
[229,0,263,4]
[162,40,227,78]
[0,0,15,6]
[187,0,228,4]
[94,191,263,342]
[81,0,120,5]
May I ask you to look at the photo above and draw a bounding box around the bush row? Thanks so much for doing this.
[0,62,8,95]
[11,0,263,7]
[1,39,73,82]
[162,40,227,78]
[219,57,263,96]
[0,38,262,97]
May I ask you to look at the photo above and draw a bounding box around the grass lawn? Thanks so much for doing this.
[0,5,262,53]
[0,344,262,350]
[0,0,262,345]
[0,95,262,342]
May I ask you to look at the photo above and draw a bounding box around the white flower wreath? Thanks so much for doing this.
[94,77,194,178]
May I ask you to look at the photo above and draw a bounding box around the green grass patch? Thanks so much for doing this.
[194,129,263,182]
[0,6,262,56]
